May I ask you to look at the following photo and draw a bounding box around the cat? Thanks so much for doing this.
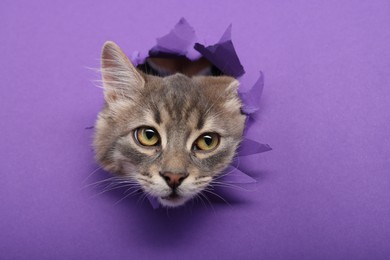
[93,41,246,207]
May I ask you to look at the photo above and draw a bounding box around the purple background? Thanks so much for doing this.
[1,1,390,259]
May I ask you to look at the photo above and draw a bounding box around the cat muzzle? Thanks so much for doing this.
[162,191,180,200]
[159,171,189,189]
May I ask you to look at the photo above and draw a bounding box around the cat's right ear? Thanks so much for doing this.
[101,41,145,103]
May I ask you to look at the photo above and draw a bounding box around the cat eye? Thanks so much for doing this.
[134,127,160,147]
[193,133,220,152]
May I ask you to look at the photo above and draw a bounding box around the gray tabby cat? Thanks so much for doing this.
[94,41,246,207]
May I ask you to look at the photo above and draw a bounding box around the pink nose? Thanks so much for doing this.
[159,172,188,189]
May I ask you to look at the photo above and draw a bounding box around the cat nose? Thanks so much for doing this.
[159,172,189,189]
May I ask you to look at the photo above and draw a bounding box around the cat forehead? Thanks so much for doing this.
[144,75,226,115]
[164,73,195,86]
[144,74,235,104]
[161,74,205,95]
[134,75,242,134]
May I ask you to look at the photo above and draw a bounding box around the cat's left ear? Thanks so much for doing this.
[225,77,240,94]
[208,76,240,95]
[100,41,145,103]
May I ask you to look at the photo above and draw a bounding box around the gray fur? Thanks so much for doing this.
[94,41,246,207]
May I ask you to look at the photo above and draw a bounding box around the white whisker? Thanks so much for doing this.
[82,166,103,185]
[199,192,216,213]
[203,189,232,208]
[114,187,143,205]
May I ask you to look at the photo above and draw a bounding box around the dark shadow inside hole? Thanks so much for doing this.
[137,55,224,77]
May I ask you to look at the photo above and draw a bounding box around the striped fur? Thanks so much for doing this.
[94,42,246,207]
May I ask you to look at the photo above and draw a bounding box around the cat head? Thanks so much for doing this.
[94,41,246,207]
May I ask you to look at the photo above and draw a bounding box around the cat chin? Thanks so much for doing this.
[158,195,190,208]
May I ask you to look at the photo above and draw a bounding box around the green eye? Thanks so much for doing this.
[193,133,220,151]
[134,127,160,147]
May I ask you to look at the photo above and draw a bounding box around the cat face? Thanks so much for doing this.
[94,42,246,207]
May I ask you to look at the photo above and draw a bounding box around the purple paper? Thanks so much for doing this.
[194,25,245,78]
[135,18,245,79]
[146,195,160,209]
[237,138,272,156]
[239,71,265,115]
[2,1,390,259]
[219,166,257,184]
[150,18,197,57]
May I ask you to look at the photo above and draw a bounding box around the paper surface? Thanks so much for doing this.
[2,2,390,259]
[239,71,265,115]
[194,25,245,78]
[150,18,197,58]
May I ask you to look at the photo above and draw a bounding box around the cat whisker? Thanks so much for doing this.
[203,88,228,117]
[141,193,152,206]
[213,166,241,180]
[194,194,207,209]
[81,176,125,190]
[213,172,236,181]
[100,178,139,192]
[203,188,232,208]
[114,187,143,205]
[83,174,140,198]
[94,184,134,198]
[210,181,254,192]
[82,165,104,185]
[109,177,138,185]
[90,79,104,90]
[84,65,100,72]
[188,185,208,193]
[194,193,208,210]
[135,192,149,207]
[198,192,216,213]
[123,185,142,194]
[212,166,249,182]
[85,66,105,89]
[91,178,140,197]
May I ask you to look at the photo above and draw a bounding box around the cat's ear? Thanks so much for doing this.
[225,77,240,94]
[203,76,240,95]
[101,41,145,103]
